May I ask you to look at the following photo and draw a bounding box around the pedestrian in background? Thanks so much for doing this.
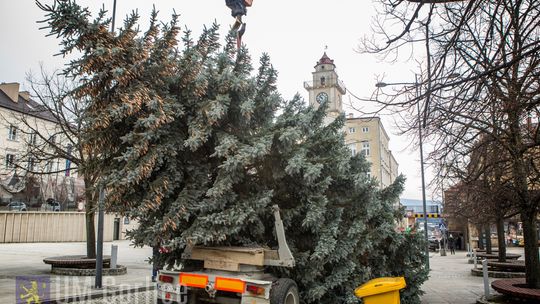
[448,234,456,255]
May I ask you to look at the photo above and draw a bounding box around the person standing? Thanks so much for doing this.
[225,0,253,47]
[448,234,456,255]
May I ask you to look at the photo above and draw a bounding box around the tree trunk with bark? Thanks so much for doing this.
[496,217,506,263]
[485,225,492,254]
[510,115,540,288]
[84,177,96,259]
[521,210,540,288]
[477,224,485,250]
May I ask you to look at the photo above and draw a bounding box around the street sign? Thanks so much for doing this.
[439,222,447,231]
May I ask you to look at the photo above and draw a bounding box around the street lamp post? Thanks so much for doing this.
[95,0,117,289]
[415,75,431,268]
[376,76,430,270]
[95,187,105,289]
[111,0,117,30]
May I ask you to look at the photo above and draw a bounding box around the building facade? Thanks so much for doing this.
[304,53,399,188]
[400,198,443,228]
[345,117,399,188]
[0,82,82,207]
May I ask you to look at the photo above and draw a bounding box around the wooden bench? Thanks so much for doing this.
[487,260,526,272]
[492,278,540,300]
[475,252,521,260]
[475,249,498,253]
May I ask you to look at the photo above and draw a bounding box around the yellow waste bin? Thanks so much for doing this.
[354,277,406,304]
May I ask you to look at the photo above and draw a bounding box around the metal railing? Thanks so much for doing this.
[304,77,346,94]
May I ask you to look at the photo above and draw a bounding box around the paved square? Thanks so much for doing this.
[0,241,524,303]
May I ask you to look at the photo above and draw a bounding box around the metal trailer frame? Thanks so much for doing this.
[156,205,297,304]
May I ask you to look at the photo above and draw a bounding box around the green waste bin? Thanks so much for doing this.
[354,277,406,304]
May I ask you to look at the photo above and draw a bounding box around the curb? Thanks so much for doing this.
[43,285,156,303]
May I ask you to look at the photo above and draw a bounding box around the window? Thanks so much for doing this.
[361,141,370,156]
[65,144,72,176]
[349,127,356,133]
[28,158,35,172]
[362,127,369,133]
[65,159,71,176]
[320,77,326,86]
[5,154,15,168]
[45,161,52,173]
[428,206,439,213]
[29,132,37,145]
[8,125,17,141]
[348,143,357,156]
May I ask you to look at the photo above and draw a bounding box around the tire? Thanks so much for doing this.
[21,209,26,211]
[270,279,299,304]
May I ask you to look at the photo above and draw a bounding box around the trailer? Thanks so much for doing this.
[156,205,298,304]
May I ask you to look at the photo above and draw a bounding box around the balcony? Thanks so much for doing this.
[303,77,347,94]
[303,81,314,90]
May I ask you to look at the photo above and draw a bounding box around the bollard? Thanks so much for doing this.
[111,245,118,269]
[95,188,105,289]
[473,250,477,269]
[482,259,490,298]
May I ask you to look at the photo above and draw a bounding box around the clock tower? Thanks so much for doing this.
[304,52,347,122]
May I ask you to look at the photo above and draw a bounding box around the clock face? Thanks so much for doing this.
[316,92,329,103]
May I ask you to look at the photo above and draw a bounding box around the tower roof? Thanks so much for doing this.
[316,52,335,67]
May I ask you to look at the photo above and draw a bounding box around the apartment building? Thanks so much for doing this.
[345,116,399,188]
[0,82,80,205]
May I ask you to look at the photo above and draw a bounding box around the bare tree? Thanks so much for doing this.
[3,67,101,258]
[365,0,540,287]
[445,136,521,261]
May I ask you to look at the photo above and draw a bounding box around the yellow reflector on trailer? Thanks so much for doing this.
[179,273,208,288]
[215,277,246,293]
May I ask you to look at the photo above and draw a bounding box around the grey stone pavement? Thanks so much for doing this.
[421,247,524,304]
[0,240,525,303]
[0,240,154,303]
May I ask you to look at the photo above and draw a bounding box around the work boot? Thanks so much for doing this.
[236,23,246,49]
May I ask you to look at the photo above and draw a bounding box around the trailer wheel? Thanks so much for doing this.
[270,279,299,304]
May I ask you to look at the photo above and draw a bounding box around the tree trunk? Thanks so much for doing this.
[510,143,540,288]
[86,204,96,258]
[477,224,485,250]
[506,85,540,288]
[521,210,540,289]
[485,225,492,254]
[496,217,506,263]
[84,177,96,259]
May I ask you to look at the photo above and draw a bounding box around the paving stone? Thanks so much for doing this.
[0,240,526,303]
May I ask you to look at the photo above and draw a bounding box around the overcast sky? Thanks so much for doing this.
[0,0,439,201]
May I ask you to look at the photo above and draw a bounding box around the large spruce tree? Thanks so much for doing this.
[39,1,427,303]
